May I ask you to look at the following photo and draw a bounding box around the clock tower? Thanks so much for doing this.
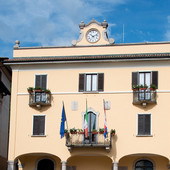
[72,19,115,46]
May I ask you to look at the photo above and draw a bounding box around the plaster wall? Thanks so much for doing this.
[8,60,170,162]
[13,43,170,58]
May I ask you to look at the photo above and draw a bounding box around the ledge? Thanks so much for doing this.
[136,135,153,137]
[31,135,46,137]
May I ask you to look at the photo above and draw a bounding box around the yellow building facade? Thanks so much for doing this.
[5,20,170,170]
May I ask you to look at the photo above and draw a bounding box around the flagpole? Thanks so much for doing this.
[62,101,69,130]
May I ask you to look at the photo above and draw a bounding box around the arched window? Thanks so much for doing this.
[37,159,54,170]
[84,111,96,144]
[135,160,153,170]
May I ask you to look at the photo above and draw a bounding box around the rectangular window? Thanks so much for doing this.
[33,115,45,136]
[138,114,151,135]
[35,75,47,89]
[79,73,104,92]
[132,71,158,89]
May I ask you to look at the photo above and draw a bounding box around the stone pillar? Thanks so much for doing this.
[113,162,118,170]
[7,161,14,170]
[61,161,67,170]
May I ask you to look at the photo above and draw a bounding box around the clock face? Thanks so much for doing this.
[86,29,100,43]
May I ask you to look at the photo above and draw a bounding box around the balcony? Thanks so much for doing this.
[133,90,156,105]
[65,132,113,152]
[29,91,51,108]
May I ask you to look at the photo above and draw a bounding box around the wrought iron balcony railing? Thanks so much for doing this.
[133,90,156,105]
[29,92,51,107]
[65,132,113,152]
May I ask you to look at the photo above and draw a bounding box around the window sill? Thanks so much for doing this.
[31,135,46,137]
[136,135,153,137]
[82,91,99,94]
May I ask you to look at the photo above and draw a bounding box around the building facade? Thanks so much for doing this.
[0,57,11,170]
[5,20,170,170]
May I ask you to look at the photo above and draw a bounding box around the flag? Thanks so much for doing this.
[84,100,88,138]
[104,100,108,138]
[60,103,66,138]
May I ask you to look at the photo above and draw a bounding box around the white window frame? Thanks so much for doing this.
[32,115,46,136]
[137,113,152,136]
[85,73,98,92]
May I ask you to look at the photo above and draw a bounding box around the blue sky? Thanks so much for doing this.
[0,0,169,58]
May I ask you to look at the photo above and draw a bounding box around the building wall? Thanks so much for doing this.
[8,59,170,164]
[0,67,11,170]
[13,42,170,57]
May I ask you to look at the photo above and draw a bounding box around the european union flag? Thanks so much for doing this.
[60,103,66,138]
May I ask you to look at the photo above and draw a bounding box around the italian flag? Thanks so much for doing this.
[84,100,88,138]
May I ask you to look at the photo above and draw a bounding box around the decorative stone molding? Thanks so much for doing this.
[14,40,20,48]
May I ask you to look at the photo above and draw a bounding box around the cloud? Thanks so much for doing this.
[0,0,127,48]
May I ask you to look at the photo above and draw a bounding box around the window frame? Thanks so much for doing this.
[132,71,158,89]
[32,115,46,136]
[137,113,152,136]
[79,73,104,92]
[35,74,48,89]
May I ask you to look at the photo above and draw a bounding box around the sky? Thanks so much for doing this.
[0,0,169,58]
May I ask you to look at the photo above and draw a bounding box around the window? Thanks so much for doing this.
[135,160,153,170]
[33,115,45,136]
[35,75,47,89]
[138,114,151,136]
[84,112,97,144]
[79,73,104,92]
[132,71,158,89]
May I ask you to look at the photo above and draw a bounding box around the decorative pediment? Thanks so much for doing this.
[72,19,114,46]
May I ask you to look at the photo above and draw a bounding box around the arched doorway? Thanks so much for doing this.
[135,160,153,170]
[37,159,54,170]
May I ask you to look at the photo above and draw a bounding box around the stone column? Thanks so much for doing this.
[7,161,14,170]
[113,162,119,170]
[61,161,67,170]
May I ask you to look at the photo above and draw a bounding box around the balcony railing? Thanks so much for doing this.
[65,132,113,152]
[133,90,156,105]
[29,91,51,107]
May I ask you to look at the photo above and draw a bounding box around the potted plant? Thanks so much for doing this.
[34,87,42,92]
[78,129,84,134]
[92,129,98,134]
[44,89,51,94]
[140,84,148,90]
[70,127,77,134]
[132,85,139,91]
[150,84,157,91]
[27,87,34,93]
[64,129,68,136]
[99,128,104,134]
[110,129,116,136]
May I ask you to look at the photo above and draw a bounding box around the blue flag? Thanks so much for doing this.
[60,103,66,138]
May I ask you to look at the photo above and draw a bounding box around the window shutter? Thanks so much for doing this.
[145,115,151,135]
[152,71,158,89]
[42,75,47,89]
[35,75,41,88]
[98,73,104,91]
[79,74,85,92]
[33,116,39,135]
[132,72,138,88]
[138,115,145,135]
[39,116,45,135]
[33,116,45,135]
